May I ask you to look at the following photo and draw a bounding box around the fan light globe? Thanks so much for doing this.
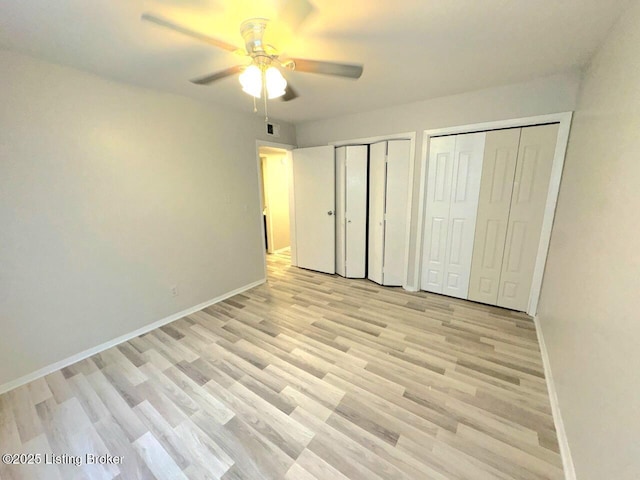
[239,65,262,98]
[265,67,287,99]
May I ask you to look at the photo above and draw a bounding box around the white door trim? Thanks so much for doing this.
[255,140,296,279]
[330,132,416,291]
[414,112,573,316]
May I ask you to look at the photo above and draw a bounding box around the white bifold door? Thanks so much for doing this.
[291,146,336,274]
[335,146,368,278]
[423,124,559,312]
[368,140,411,286]
[467,129,521,305]
[421,132,486,299]
[469,124,559,311]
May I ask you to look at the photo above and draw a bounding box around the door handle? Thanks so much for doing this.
[327,211,334,216]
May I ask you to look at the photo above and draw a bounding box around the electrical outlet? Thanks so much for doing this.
[170,285,179,297]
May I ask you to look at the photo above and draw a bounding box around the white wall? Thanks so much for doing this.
[537,1,640,478]
[261,153,291,252]
[296,72,581,286]
[0,49,296,389]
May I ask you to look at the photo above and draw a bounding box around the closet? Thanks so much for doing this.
[335,145,368,278]
[294,140,411,285]
[368,139,411,286]
[421,123,559,312]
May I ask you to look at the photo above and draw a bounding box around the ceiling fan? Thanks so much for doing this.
[140,2,364,104]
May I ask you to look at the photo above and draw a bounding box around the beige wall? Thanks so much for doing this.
[537,1,640,478]
[0,49,295,389]
[261,153,291,252]
[295,71,581,287]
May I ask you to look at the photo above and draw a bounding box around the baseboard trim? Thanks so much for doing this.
[0,278,266,395]
[533,315,577,480]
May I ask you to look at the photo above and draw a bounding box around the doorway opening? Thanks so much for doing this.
[258,145,292,258]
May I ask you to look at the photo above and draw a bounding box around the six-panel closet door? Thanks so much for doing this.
[421,136,454,292]
[468,129,521,305]
[335,145,368,278]
[467,123,559,311]
[496,124,559,311]
[421,132,486,298]
[368,140,411,286]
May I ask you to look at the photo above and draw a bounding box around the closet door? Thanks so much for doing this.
[421,136,455,293]
[442,132,486,298]
[468,128,521,305]
[383,140,411,286]
[292,146,336,274]
[345,146,368,278]
[498,124,559,311]
[368,142,386,284]
[335,147,347,277]
[421,133,485,298]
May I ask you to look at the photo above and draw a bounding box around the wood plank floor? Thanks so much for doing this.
[0,252,564,479]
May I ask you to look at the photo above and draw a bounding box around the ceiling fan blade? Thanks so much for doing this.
[277,0,315,31]
[190,65,244,85]
[281,84,299,102]
[287,58,363,79]
[141,13,242,53]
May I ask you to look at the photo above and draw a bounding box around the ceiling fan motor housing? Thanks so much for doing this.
[240,18,270,56]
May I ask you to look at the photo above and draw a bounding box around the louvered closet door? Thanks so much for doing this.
[468,128,521,305]
[345,146,368,278]
[442,132,486,298]
[383,140,411,286]
[497,124,559,311]
[335,147,347,277]
[368,142,386,284]
[421,136,455,293]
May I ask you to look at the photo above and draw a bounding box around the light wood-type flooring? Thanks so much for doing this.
[0,252,564,479]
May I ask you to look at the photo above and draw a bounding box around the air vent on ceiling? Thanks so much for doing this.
[266,122,280,137]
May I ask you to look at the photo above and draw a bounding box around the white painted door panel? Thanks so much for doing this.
[368,142,386,284]
[383,140,411,286]
[498,124,559,311]
[468,128,521,305]
[345,146,368,278]
[442,132,486,298]
[335,147,347,277]
[292,146,336,274]
[421,136,455,293]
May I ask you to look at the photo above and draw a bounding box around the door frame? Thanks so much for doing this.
[414,112,573,316]
[255,140,296,280]
[330,132,417,290]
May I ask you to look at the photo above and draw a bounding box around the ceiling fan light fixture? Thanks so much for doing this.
[265,66,287,99]
[239,65,262,98]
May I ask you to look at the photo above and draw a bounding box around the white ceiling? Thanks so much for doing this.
[0,0,629,123]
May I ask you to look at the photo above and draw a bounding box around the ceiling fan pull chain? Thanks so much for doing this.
[263,75,269,122]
